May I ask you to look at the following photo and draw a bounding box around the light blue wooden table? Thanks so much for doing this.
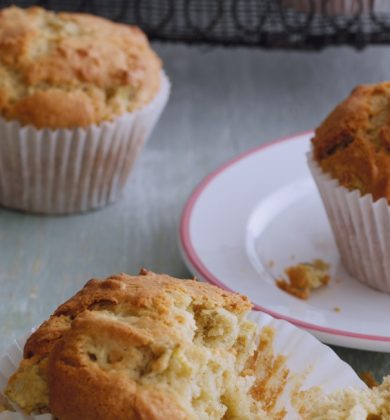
[1,44,389,382]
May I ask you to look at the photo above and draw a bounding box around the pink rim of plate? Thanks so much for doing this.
[180,131,390,343]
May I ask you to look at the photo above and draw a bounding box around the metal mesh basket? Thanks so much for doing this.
[2,0,390,49]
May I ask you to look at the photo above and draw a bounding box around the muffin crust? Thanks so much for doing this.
[0,6,161,128]
[5,270,285,420]
[312,82,390,202]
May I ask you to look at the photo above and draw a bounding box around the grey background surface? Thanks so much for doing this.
[0,44,389,382]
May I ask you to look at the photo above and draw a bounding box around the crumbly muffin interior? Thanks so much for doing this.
[302,377,390,420]
[5,272,288,420]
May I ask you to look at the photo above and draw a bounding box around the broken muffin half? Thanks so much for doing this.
[5,270,287,420]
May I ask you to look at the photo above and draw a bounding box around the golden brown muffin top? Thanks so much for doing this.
[312,82,390,202]
[24,269,251,360]
[0,6,161,129]
[7,270,274,420]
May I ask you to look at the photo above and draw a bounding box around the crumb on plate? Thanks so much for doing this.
[267,259,275,268]
[276,259,330,300]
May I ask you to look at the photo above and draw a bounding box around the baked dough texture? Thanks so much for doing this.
[312,83,390,202]
[0,6,161,128]
[303,376,390,419]
[5,270,280,420]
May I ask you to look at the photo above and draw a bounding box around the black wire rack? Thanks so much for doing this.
[3,0,390,49]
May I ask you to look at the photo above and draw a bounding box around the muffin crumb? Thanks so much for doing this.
[304,376,390,419]
[267,259,275,268]
[360,371,379,389]
[276,259,330,300]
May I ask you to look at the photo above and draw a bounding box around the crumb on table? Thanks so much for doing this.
[333,306,341,313]
[276,259,330,300]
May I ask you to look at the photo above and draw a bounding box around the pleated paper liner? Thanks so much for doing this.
[308,152,390,294]
[0,311,365,419]
[0,72,170,215]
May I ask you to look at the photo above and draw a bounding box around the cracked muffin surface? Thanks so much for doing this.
[5,270,289,420]
[312,82,390,202]
[0,6,161,128]
[303,377,390,420]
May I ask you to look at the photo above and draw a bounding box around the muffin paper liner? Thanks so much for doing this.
[308,152,390,293]
[0,72,170,215]
[0,312,365,420]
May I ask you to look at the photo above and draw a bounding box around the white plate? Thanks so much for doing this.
[0,312,366,420]
[179,132,390,352]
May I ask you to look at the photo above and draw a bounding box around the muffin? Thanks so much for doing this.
[309,82,390,293]
[4,269,287,420]
[0,6,170,214]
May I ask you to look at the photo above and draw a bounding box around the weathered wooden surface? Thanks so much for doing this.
[0,44,389,381]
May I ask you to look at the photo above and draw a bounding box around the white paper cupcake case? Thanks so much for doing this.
[0,311,365,420]
[308,152,390,293]
[0,72,170,215]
